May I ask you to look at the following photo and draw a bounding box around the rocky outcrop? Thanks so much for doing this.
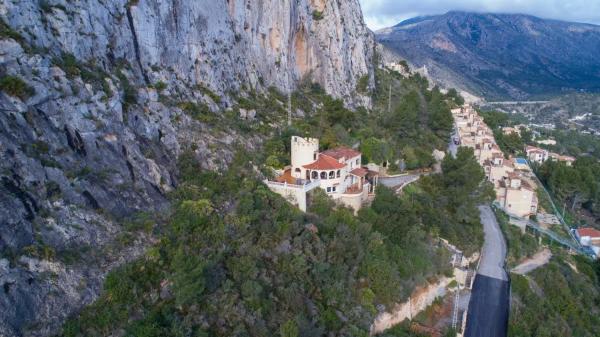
[0,1,375,336]
[2,0,374,107]
[370,277,452,335]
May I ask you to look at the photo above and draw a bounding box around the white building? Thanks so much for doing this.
[575,228,600,259]
[266,136,378,212]
[525,145,549,164]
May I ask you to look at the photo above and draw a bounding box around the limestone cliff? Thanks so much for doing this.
[0,1,375,336]
[3,0,374,106]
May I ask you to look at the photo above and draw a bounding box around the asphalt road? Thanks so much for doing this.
[464,275,510,337]
[477,205,508,281]
[464,205,510,337]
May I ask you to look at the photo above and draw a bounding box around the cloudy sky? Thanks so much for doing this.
[358,0,600,30]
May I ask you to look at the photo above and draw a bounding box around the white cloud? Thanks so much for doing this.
[358,0,600,30]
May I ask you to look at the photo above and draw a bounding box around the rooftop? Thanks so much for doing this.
[577,228,600,239]
[276,169,302,185]
[321,147,361,160]
[350,167,368,177]
[303,154,345,170]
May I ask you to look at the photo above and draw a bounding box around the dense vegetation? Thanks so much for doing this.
[495,208,539,268]
[479,109,532,157]
[536,158,600,226]
[536,128,600,160]
[59,65,492,336]
[267,68,460,172]
[509,254,600,337]
[61,144,491,336]
[0,74,35,99]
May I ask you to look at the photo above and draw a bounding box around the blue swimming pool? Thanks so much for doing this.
[515,158,528,165]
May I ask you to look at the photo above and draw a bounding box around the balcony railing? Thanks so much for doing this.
[264,179,320,192]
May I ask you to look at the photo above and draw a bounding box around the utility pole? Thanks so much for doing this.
[287,72,292,127]
[387,82,392,113]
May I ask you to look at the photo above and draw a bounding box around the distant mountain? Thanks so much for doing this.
[376,11,600,100]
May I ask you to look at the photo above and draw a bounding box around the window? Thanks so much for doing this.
[312,171,318,179]
[332,186,336,192]
[329,171,335,179]
[356,159,359,165]
[336,170,341,178]
[295,168,301,173]
[327,187,331,193]
[313,153,317,160]
[320,171,327,179]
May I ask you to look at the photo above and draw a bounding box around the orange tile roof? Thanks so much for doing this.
[350,167,368,177]
[321,147,361,160]
[276,169,298,184]
[303,154,345,170]
[577,228,600,238]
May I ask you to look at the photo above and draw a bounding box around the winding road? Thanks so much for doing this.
[464,205,510,337]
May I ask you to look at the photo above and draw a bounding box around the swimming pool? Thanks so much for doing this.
[515,158,528,165]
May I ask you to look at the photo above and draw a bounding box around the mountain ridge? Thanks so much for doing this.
[377,11,600,100]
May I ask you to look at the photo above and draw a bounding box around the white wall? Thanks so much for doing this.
[291,136,319,178]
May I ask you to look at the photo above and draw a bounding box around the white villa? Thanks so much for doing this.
[525,145,549,164]
[265,136,378,212]
[525,145,576,166]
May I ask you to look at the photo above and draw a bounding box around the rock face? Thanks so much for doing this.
[0,1,374,336]
[377,11,600,100]
[3,0,374,107]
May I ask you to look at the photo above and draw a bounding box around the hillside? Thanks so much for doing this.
[376,12,600,100]
[0,0,375,335]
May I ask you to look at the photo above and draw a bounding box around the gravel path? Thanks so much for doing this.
[511,249,552,275]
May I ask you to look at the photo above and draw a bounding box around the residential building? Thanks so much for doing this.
[536,139,557,146]
[496,172,538,217]
[453,106,539,218]
[548,152,576,166]
[502,126,521,136]
[266,136,378,212]
[575,228,600,258]
[525,145,549,164]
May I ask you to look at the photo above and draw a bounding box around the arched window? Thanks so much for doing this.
[336,170,341,178]
[312,171,319,179]
[320,171,327,179]
[329,171,335,179]
[295,168,301,173]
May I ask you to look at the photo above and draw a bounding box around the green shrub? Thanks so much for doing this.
[178,101,215,123]
[153,81,167,91]
[53,53,81,78]
[117,71,138,111]
[0,75,34,99]
[356,74,369,94]
[0,19,24,43]
[312,10,324,21]
[196,84,221,104]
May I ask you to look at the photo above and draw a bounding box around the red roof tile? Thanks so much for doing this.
[303,154,345,170]
[350,167,368,177]
[321,147,361,160]
[276,169,298,184]
[577,228,600,238]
